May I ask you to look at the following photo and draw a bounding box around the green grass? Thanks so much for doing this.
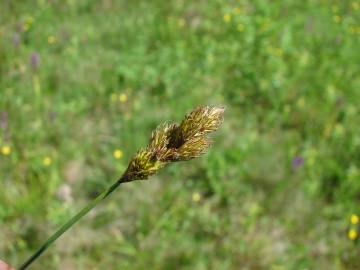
[1,0,360,269]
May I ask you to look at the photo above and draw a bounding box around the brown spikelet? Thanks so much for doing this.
[124,105,225,181]
[169,106,225,147]
[147,122,178,161]
[174,137,212,161]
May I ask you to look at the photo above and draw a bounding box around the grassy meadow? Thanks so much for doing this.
[1,0,360,269]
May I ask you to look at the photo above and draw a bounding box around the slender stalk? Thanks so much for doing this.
[17,105,225,269]
[18,175,129,270]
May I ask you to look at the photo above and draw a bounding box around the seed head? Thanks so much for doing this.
[123,105,225,181]
[170,105,225,147]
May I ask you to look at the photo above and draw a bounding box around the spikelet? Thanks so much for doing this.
[125,149,164,180]
[123,105,225,180]
[147,122,178,161]
[169,106,225,147]
[174,137,213,161]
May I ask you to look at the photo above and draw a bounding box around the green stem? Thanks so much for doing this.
[18,175,129,270]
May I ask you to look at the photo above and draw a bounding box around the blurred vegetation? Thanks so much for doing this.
[1,0,360,269]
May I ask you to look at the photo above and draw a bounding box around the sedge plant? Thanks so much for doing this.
[18,105,225,269]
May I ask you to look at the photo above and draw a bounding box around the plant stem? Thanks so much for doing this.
[18,175,129,270]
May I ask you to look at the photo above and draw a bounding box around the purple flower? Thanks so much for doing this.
[30,52,40,71]
[292,156,304,170]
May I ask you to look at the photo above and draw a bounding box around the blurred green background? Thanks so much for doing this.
[1,0,360,269]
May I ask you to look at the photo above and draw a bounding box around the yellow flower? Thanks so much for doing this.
[351,214,359,225]
[119,93,127,103]
[48,36,56,44]
[223,13,231,23]
[348,229,358,240]
[236,24,245,32]
[1,145,11,155]
[113,149,123,159]
[192,192,201,202]
[43,157,52,166]
[333,15,341,23]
